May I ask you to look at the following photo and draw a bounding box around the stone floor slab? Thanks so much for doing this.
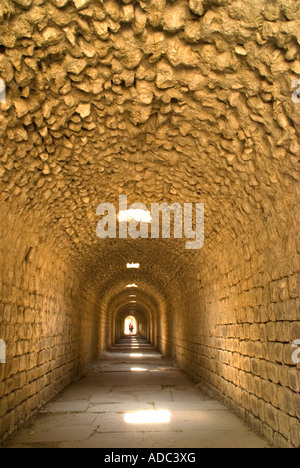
[40,400,90,413]
[3,336,270,449]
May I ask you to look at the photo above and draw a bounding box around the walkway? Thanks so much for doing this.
[3,336,270,448]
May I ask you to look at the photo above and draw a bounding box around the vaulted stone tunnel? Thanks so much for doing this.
[0,0,299,448]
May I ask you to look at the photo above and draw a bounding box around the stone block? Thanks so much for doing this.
[264,403,279,432]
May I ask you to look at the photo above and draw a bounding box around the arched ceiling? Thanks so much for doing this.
[115,306,148,328]
[0,0,299,318]
[97,249,176,326]
[104,274,164,317]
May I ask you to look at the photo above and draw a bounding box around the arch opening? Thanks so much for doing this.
[124,316,138,336]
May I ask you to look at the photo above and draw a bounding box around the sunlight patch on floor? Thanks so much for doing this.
[124,410,171,424]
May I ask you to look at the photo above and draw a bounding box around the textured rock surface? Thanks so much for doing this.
[0,0,299,448]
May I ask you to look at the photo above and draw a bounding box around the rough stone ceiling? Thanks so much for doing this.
[0,0,299,310]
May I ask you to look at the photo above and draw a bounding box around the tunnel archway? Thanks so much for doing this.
[116,304,150,341]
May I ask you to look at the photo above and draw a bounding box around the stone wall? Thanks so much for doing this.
[0,204,102,443]
[172,213,300,448]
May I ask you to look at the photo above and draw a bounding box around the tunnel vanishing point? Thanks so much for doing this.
[0,0,299,449]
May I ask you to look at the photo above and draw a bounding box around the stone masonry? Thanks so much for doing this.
[0,0,299,448]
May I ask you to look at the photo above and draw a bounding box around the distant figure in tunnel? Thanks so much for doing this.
[129,323,134,335]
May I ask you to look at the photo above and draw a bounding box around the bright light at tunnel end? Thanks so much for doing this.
[126,284,138,288]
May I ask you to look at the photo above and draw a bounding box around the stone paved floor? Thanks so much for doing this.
[3,336,270,448]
